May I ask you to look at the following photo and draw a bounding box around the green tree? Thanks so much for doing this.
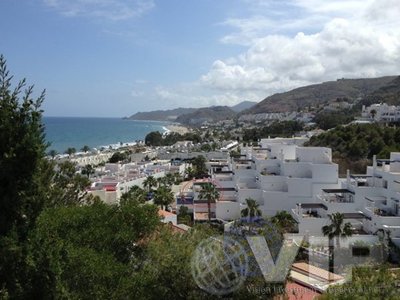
[154,186,174,210]
[120,185,147,204]
[198,183,219,222]
[0,55,49,235]
[271,210,296,233]
[81,164,94,178]
[48,161,91,206]
[241,198,262,222]
[321,266,399,299]
[143,175,157,192]
[0,54,55,297]
[192,155,208,178]
[81,145,90,152]
[48,149,58,158]
[322,213,352,274]
[108,151,128,163]
[27,200,160,298]
[145,131,163,146]
[65,147,76,156]
[177,205,192,226]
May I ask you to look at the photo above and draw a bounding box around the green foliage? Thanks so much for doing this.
[64,147,76,155]
[241,198,262,221]
[307,124,400,160]
[198,183,219,222]
[270,211,296,233]
[192,155,208,178]
[108,151,129,163]
[243,121,304,142]
[153,186,174,210]
[48,161,91,206]
[177,206,192,226]
[27,200,160,298]
[145,131,202,146]
[0,54,48,236]
[321,266,400,299]
[313,110,355,130]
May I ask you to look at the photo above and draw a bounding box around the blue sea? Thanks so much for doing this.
[43,117,169,153]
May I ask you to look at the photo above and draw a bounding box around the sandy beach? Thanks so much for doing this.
[165,124,190,135]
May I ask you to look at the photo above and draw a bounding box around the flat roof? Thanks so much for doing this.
[322,188,355,195]
[330,212,371,220]
[299,203,328,210]
[292,262,344,282]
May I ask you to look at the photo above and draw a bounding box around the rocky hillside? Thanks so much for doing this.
[126,107,196,121]
[230,101,257,112]
[175,106,236,125]
[244,76,397,114]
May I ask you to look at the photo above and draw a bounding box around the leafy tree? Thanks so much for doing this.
[271,211,296,233]
[153,186,174,210]
[321,266,400,299]
[143,175,157,192]
[192,155,208,178]
[145,131,163,146]
[81,164,94,178]
[241,198,262,222]
[48,161,91,206]
[81,145,90,152]
[120,185,147,204]
[322,213,352,274]
[108,151,128,163]
[198,183,219,222]
[27,200,160,298]
[177,206,192,226]
[65,147,76,156]
[48,149,58,158]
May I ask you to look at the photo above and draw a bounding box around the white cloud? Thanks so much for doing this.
[200,0,400,104]
[43,0,154,20]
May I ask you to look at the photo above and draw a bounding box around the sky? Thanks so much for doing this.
[1,0,400,117]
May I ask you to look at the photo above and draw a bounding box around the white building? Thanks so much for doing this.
[361,103,400,122]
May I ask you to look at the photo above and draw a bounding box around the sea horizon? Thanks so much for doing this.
[43,116,170,153]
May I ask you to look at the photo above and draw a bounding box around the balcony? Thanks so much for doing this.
[318,189,355,203]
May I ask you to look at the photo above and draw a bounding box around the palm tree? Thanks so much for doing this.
[143,175,157,192]
[81,145,91,153]
[48,149,58,158]
[241,198,262,223]
[120,185,147,204]
[271,211,296,233]
[65,147,76,156]
[154,185,175,210]
[81,164,94,178]
[322,212,353,274]
[198,182,219,222]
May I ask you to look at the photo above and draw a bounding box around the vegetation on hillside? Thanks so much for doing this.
[145,131,202,146]
[243,121,304,142]
[306,124,400,173]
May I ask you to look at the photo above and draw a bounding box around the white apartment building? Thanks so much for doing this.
[361,103,400,122]
[185,138,341,222]
[290,153,400,249]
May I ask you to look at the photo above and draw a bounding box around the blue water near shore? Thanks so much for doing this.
[43,117,168,153]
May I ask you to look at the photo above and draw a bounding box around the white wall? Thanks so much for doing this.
[216,202,241,220]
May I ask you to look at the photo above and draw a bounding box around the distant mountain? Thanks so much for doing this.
[359,76,400,107]
[175,106,237,125]
[243,76,398,114]
[127,107,196,121]
[230,101,257,112]
[127,101,254,122]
